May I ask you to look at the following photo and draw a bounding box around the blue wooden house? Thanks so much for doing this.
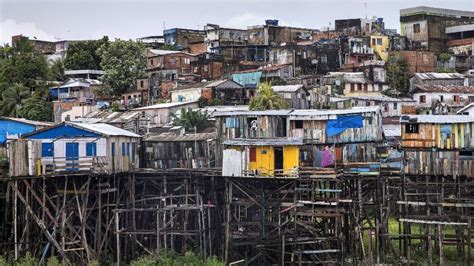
[0,117,52,145]
[9,122,140,176]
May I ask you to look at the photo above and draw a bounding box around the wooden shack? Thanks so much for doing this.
[222,138,301,177]
[142,132,216,169]
[9,122,141,177]
[401,115,474,177]
[216,107,383,175]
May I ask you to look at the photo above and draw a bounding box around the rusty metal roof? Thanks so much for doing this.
[414,84,474,94]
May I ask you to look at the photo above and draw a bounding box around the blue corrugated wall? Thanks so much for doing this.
[0,120,36,144]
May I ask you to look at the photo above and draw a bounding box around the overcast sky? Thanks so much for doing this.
[1,0,473,44]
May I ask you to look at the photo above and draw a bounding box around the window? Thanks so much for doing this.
[127,143,130,156]
[140,80,144,88]
[366,101,371,106]
[357,84,362,91]
[295,120,304,129]
[321,54,327,64]
[111,142,115,156]
[350,83,355,92]
[363,84,368,92]
[122,143,126,156]
[249,148,257,162]
[413,23,420,33]
[132,143,136,161]
[394,102,398,110]
[378,84,383,91]
[150,59,154,66]
[184,58,191,64]
[377,38,383,45]
[439,95,444,102]
[453,95,460,102]
[86,142,97,157]
[419,95,426,103]
[405,123,419,134]
[41,143,54,157]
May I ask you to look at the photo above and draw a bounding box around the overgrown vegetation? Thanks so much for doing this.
[171,108,211,132]
[386,55,409,96]
[130,251,223,266]
[249,82,288,110]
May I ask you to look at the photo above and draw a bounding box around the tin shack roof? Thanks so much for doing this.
[413,72,464,80]
[145,132,217,142]
[400,115,474,124]
[71,123,141,138]
[272,84,304,93]
[213,110,293,117]
[133,101,198,111]
[288,107,380,120]
[0,117,53,127]
[224,138,303,146]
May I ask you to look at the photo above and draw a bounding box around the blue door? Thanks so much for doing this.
[66,142,79,171]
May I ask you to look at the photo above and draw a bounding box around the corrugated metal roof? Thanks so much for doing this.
[213,107,379,118]
[413,72,464,80]
[224,138,303,146]
[70,122,141,137]
[148,49,195,57]
[400,115,474,124]
[325,72,371,84]
[213,110,292,117]
[382,124,401,138]
[342,95,415,102]
[289,107,380,119]
[414,84,474,93]
[133,101,198,111]
[0,117,53,127]
[272,85,304,93]
[457,103,474,114]
[145,132,216,142]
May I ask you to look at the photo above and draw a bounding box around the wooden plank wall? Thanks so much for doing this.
[405,151,474,177]
[402,122,474,149]
[144,140,214,169]
[8,140,29,177]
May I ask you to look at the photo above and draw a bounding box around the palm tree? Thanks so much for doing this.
[49,57,66,81]
[1,83,30,117]
[249,82,288,110]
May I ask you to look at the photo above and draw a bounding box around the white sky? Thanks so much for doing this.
[1,0,473,44]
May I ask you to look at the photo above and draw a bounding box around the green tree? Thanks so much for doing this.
[98,39,146,96]
[17,97,52,121]
[198,96,209,108]
[49,57,66,81]
[64,36,109,70]
[0,83,31,117]
[171,108,210,132]
[386,55,409,95]
[0,51,48,88]
[249,82,288,110]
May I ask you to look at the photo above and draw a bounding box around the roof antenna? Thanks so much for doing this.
[365,2,367,19]
[163,21,166,31]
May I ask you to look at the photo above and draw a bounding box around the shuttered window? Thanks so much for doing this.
[249,148,257,162]
[86,142,97,156]
[41,143,54,157]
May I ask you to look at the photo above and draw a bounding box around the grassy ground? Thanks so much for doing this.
[361,217,473,265]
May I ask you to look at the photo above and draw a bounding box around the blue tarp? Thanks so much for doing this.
[326,115,363,137]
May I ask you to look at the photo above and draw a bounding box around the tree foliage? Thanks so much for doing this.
[386,55,409,95]
[64,36,109,70]
[0,83,31,117]
[98,39,146,96]
[249,82,288,110]
[18,97,53,121]
[0,38,48,88]
[171,108,211,132]
[49,57,66,81]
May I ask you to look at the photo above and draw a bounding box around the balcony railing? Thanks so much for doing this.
[37,156,108,176]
